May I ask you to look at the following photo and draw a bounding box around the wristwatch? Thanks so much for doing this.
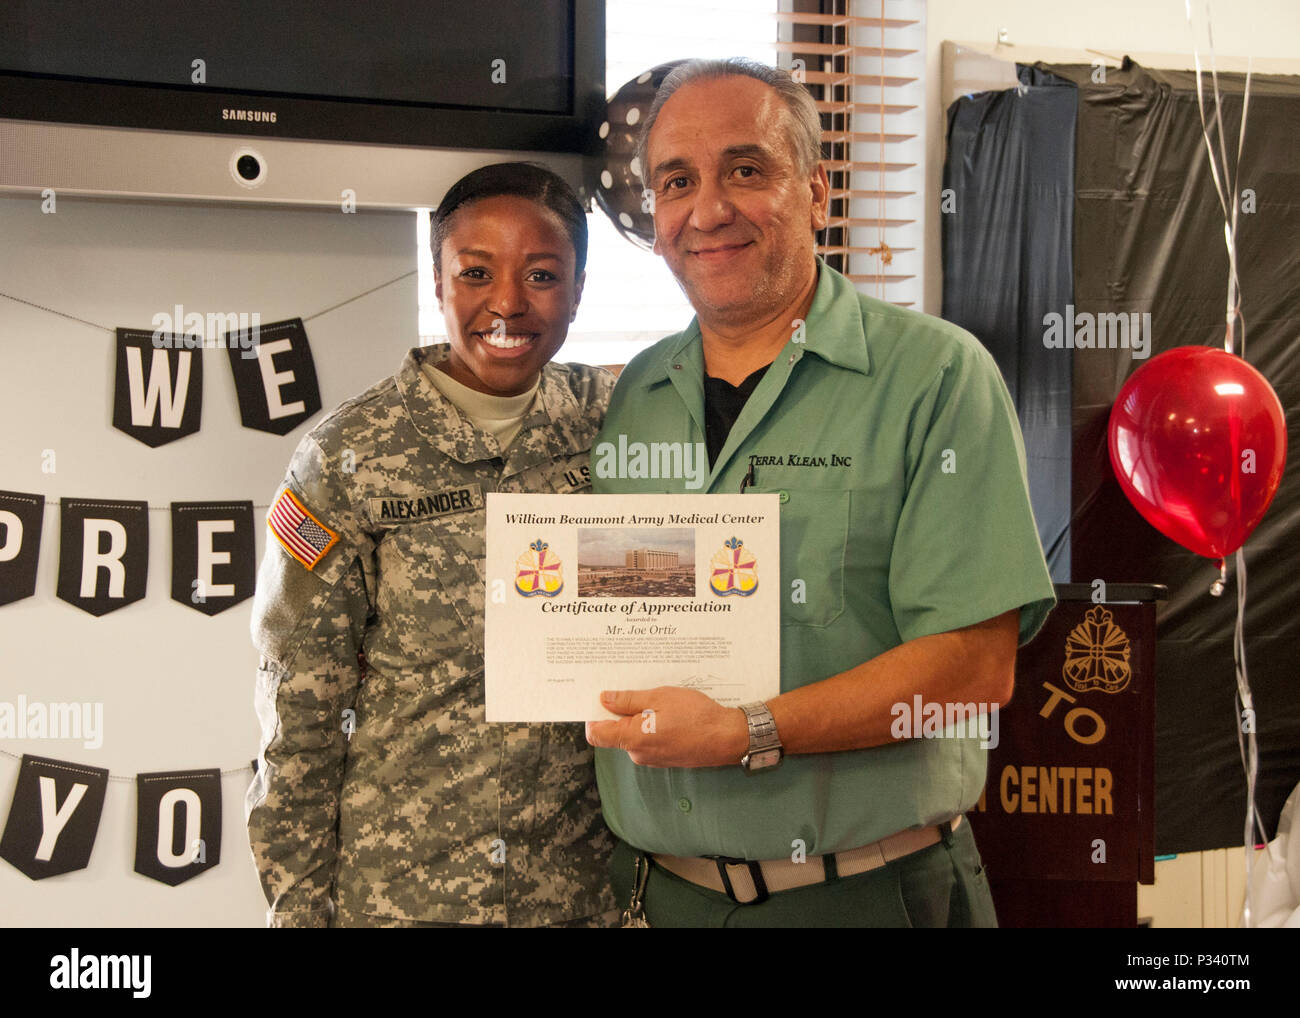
[739,701,783,774]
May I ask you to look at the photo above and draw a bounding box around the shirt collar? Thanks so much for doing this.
[638,258,872,385]
[395,344,596,471]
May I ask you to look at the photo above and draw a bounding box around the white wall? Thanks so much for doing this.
[923,0,1300,315]
[0,194,416,925]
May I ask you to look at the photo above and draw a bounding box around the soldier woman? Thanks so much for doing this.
[245,162,617,927]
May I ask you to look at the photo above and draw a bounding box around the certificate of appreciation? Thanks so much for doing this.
[484,493,780,721]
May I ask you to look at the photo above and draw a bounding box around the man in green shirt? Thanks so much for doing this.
[585,58,1057,927]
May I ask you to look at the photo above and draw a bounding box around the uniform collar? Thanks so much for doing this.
[396,345,596,473]
[639,259,872,385]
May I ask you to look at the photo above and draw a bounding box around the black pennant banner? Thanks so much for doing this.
[0,490,44,607]
[0,754,109,880]
[226,317,321,435]
[113,329,203,447]
[134,769,222,885]
[57,498,149,616]
[170,501,255,615]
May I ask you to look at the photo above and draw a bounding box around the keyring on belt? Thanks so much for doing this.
[621,851,652,928]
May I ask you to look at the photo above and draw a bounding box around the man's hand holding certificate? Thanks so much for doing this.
[587,687,752,768]
[484,493,780,734]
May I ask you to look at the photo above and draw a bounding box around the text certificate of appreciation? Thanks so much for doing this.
[484,493,780,721]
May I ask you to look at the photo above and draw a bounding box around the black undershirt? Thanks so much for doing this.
[703,364,770,468]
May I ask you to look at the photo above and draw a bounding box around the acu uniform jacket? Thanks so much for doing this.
[245,345,617,927]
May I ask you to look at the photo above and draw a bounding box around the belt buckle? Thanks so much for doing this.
[711,856,769,905]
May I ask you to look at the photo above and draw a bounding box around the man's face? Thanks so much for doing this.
[435,194,583,397]
[645,75,828,329]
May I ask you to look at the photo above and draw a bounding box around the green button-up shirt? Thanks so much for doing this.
[592,260,1056,860]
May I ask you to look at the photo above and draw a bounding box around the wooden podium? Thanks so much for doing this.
[966,583,1166,927]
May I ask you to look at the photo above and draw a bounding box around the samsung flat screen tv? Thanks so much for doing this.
[0,0,605,210]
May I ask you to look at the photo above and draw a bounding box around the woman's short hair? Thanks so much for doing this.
[431,162,588,277]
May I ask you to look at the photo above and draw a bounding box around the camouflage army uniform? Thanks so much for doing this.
[245,344,617,928]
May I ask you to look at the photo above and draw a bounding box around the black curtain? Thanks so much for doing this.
[942,59,1300,854]
[942,66,1076,582]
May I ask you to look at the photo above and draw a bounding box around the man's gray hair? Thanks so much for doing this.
[634,58,823,184]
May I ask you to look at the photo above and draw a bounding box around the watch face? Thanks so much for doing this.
[746,748,783,771]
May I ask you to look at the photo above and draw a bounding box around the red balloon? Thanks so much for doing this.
[1108,346,1287,558]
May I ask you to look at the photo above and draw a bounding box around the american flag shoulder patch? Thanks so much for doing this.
[268,488,340,570]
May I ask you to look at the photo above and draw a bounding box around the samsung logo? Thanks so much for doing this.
[222,108,277,123]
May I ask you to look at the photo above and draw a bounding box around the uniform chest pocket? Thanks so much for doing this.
[375,512,486,654]
[755,487,848,628]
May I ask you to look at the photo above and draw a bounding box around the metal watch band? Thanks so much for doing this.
[739,701,782,773]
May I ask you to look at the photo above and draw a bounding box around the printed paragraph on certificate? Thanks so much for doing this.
[485,493,781,721]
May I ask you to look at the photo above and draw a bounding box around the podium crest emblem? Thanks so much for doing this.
[1062,605,1132,694]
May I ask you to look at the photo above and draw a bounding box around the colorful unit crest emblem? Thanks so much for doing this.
[1062,605,1132,694]
[515,538,564,597]
[709,536,758,596]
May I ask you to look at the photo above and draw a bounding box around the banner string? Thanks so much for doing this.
[0,268,418,336]
[1185,0,1265,928]
[0,747,254,782]
[12,498,274,511]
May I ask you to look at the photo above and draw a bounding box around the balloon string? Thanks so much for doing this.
[1185,0,1251,358]
[1187,0,1262,927]
[1232,548,1267,927]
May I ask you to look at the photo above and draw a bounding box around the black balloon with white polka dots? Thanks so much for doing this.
[591,61,685,250]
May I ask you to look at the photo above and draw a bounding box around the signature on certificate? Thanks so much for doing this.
[679,674,741,690]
